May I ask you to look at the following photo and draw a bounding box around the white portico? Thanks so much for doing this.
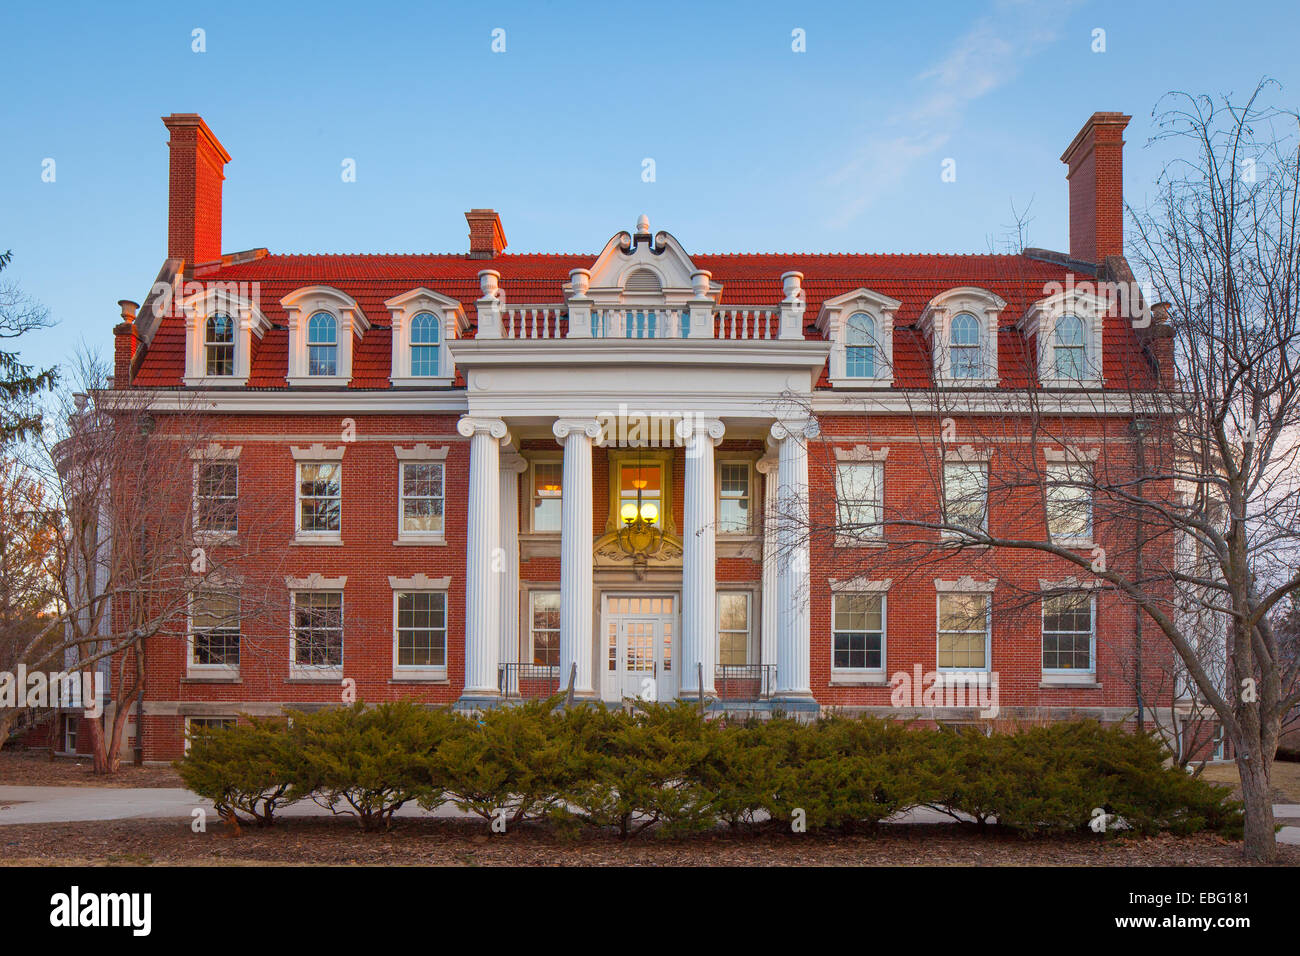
[448,218,829,709]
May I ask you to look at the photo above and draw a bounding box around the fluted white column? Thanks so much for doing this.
[756,454,779,693]
[677,417,725,697]
[771,419,819,701]
[457,416,507,699]
[499,452,527,694]
[554,418,601,698]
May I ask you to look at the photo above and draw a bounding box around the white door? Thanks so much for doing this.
[601,594,677,703]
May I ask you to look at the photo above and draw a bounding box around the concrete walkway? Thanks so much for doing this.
[1,785,1297,844]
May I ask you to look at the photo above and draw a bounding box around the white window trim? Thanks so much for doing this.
[394,445,449,545]
[716,459,756,536]
[835,459,885,547]
[528,456,564,534]
[829,584,888,679]
[385,288,465,387]
[1040,591,1097,682]
[184,716,237,755]
[716,590,756,667]
[815,288,901,387]
[181,287,271,387]
[528,588,562,666]
[390,575,452,680]
[186,588,240,678]
[1045,459,1095,548]
[917,287,1006,387]
[292,445,345,543]
[1020,288,1107,388]
[281,286,370,386]
[941,460,989,540]
[935,589,993,674]
[190,444,241,545]
[288,583,346,679]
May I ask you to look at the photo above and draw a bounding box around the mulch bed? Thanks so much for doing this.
[0,751,183,789]
[2,816,1294,866]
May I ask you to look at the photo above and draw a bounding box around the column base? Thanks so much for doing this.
[453,693,504,712]
[768,694,822,715]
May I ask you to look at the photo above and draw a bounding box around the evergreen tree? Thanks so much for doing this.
[0,249,58,446]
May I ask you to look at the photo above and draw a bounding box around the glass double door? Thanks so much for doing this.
[600,594,677,703]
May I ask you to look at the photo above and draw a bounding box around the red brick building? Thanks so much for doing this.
[103,111,1181,761]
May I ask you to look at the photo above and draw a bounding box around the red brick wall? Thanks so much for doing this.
[163,115,228,266]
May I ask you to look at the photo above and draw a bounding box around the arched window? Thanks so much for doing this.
[205,314,234,376]
[950,313,981,379]
[410,312,440,377]
[845,312,876,378]
[1053,314,1086,380]
[307,312,338,377]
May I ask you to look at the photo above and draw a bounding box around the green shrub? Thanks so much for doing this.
[428,697,571,825]
[551,702,717,838]
[176,717,297,827]
[764,716,930,831]
[287,701,451,831]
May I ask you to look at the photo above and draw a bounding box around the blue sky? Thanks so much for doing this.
[2,0,1298,375]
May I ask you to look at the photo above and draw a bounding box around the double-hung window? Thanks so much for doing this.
[190,589,240,670]
[832,593,885,672]
[400,461,444,536]
[395,590,447,671]
[297,462,342,538]
[530,591,561,666]
[942,462,988,536]
[1046,462,1093,542]
[292,591,343,672]
[718,462,751,533]
[1042,592,1095,675]
[937,592,990,671]
[195,461,238,535]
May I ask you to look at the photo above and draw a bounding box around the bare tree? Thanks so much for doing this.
[14,354,290,772]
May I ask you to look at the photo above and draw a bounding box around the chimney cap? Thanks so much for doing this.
[1061,111,1131,166]
[161,113,232,164]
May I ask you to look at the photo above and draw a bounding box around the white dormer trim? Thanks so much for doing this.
[918,287,1006,387]
[384,288,466,387]
[580,220,716,307]
[1020,288,1107,388]
[815,288,902,387]
[181,285,271,387]
[281,286,370,387]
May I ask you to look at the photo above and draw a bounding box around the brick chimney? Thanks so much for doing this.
[465,209,507,259]
[162,113,231,267]
[1060,112,1130,263]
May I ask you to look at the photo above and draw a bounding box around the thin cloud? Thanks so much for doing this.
[824,0,1076,227]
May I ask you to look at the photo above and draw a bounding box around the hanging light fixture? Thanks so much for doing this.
[615,449,665,577]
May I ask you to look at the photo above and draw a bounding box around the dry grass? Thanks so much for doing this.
[1199,758,1300,806]
[0,816,1292,867]
[0,750,183,788]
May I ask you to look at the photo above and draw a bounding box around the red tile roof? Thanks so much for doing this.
[130,251,1153,391]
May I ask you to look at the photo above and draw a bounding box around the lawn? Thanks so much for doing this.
[0,750,183,788]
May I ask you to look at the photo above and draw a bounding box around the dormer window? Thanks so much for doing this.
[181,287,271,387]
[205,314,234,376]
[815,288,901,387]
[281,286,369,386]
[950,313,982,378]
[624,268,662,293]
[410,312,441,376]
[384,288,463,387]
[918,288,1005,386]
[307,312,338,376]
[1053,314,1087,380]
[1020,288,1105,388]
[845,313,877,377]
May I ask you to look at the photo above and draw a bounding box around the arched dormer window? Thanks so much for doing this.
[917,288,1006,386]
[814,288,901,387]
[845,312,876,378]
[307,312,338,377]
[950,313,982,379]
[181,287,271,387]
[1053,314,1086,380]
[384,288,464,387]
[205,314,235,376]
[1020,287,1106,388]
[410,312,440,377]
[281,286,370,386]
